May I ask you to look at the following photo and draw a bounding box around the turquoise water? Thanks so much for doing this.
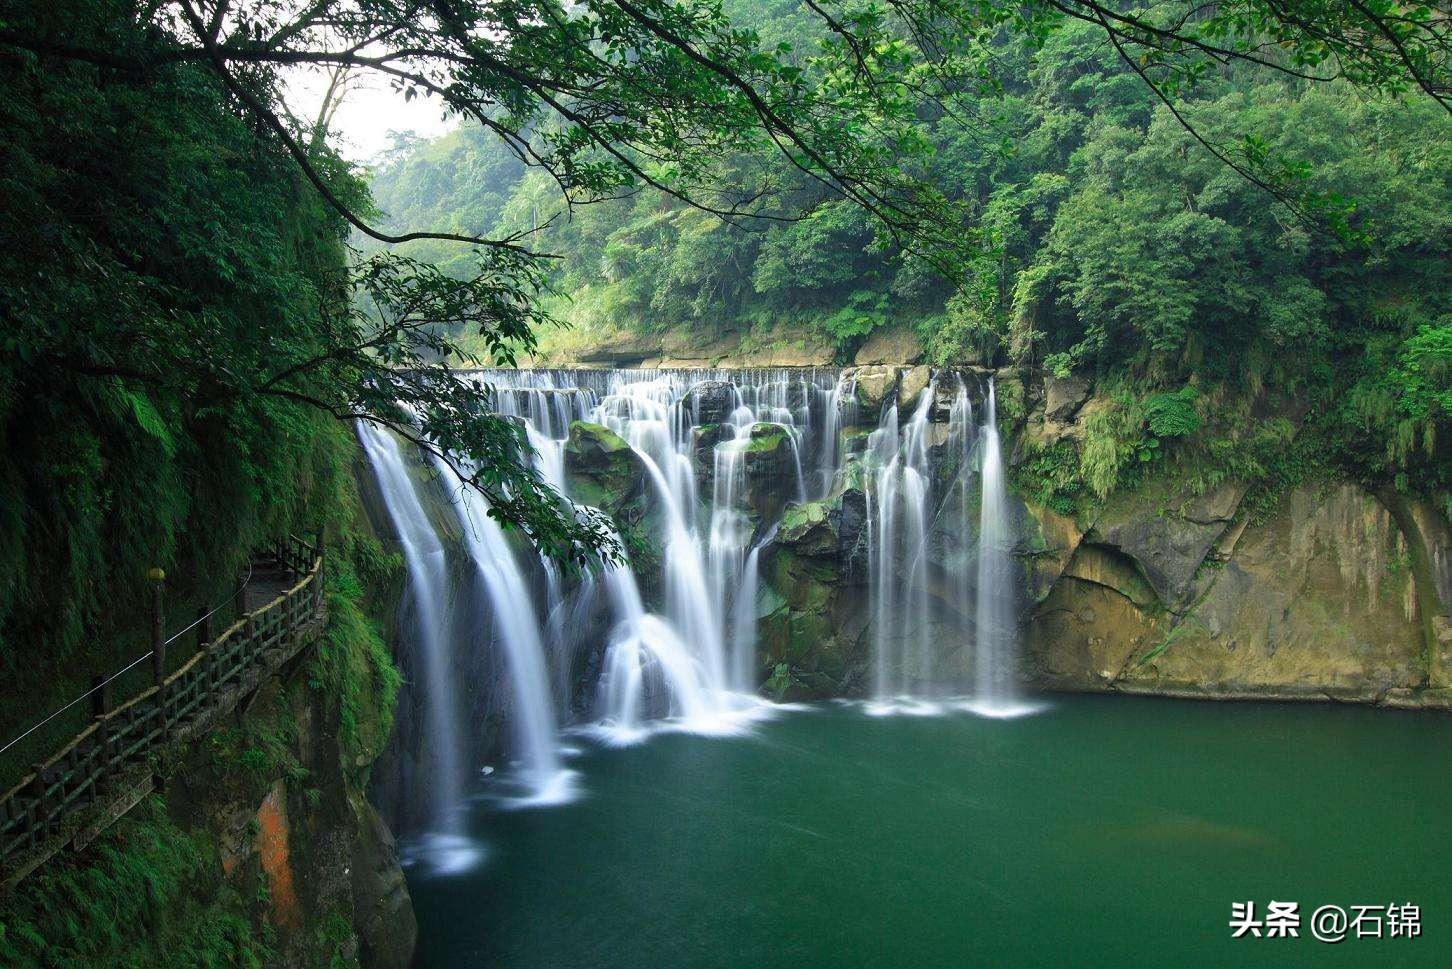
[407,695,1451,967]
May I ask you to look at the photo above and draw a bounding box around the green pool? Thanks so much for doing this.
[407,695,1451,967]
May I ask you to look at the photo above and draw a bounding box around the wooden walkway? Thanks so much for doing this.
[0,535,326,889]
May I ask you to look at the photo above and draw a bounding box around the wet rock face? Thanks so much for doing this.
[836,488,869,570]
[1043,375,1091,422]
[164,657,417,968]
[681,380,737,426]
[1010,378,1448,707]
[1012,498,1083,606]
[743,423,797,522]
[777,501,837,556]
[1088,482,1245,611]
[564,421,649,526]
[757,493,870,699]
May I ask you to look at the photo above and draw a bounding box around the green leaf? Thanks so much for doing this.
[121,390,176,455]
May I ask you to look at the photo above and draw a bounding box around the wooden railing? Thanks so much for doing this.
[0,534,325,870]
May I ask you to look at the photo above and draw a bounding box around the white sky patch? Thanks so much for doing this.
[283,65,458,163]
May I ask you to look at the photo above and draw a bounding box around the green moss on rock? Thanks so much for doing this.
[777,502,837,557]
[565,422,648,525]
[745,424,788,453]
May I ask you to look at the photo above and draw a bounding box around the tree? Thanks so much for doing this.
[3,0,1446,560]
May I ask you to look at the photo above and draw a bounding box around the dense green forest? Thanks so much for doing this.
[370,5,1449,518]
[5,0,1445,677]
[0,0,366,676]
[0,1,408,961]
[0,0,1446,961]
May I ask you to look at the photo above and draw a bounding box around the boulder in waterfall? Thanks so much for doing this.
[564,421,650,526]
[844,366,897,417]
[681,380,737,426]
[898,365,932,411]
[759,551,861,697]
[836,487,869,572]
[742,423,796,521]
[777,501,837,557]
[756,489,871,699]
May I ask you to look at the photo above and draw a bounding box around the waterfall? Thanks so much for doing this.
[589,373,815,702]
[357,422,479,872]
[865,382,938,711]
[962,380,1037,718]
[948,378,977,686]
[594,560,719,744]
[731,534,767,692]
[816,372,854,498]
[363,366,1040,835]
[708,408,760,693]
[435,456,575,806]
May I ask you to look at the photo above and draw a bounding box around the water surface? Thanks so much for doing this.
[408,695,1451,967]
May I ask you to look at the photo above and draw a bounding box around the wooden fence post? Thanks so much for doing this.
[234,567,248,623]
[90,674,109,722]
[198,606,213,650]
[149,567,167,734]
[149,568,166,686]
[92,673,112,774]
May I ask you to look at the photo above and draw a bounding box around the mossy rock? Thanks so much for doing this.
[564,421,648,524]
[777,501,837,557]
[743,422,797,521]
[757,604,853,697]
[746,423,789,453]
[769,547,839,611]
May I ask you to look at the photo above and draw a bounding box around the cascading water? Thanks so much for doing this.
[816,372,857,499]
[357,422,479,872]
[579,371,838,726]
[593,556,719,744]
[962,380,1039,718]
[707,402,777,694]
[435,457,575,805]
[363,365,1040,848]
[865,382,938,712]
[947,378,977,685]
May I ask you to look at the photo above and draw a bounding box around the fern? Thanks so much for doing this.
[1143,386,1202,438]
[115,385,177,455]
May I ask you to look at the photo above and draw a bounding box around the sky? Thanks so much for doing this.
[283,65,458,163]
